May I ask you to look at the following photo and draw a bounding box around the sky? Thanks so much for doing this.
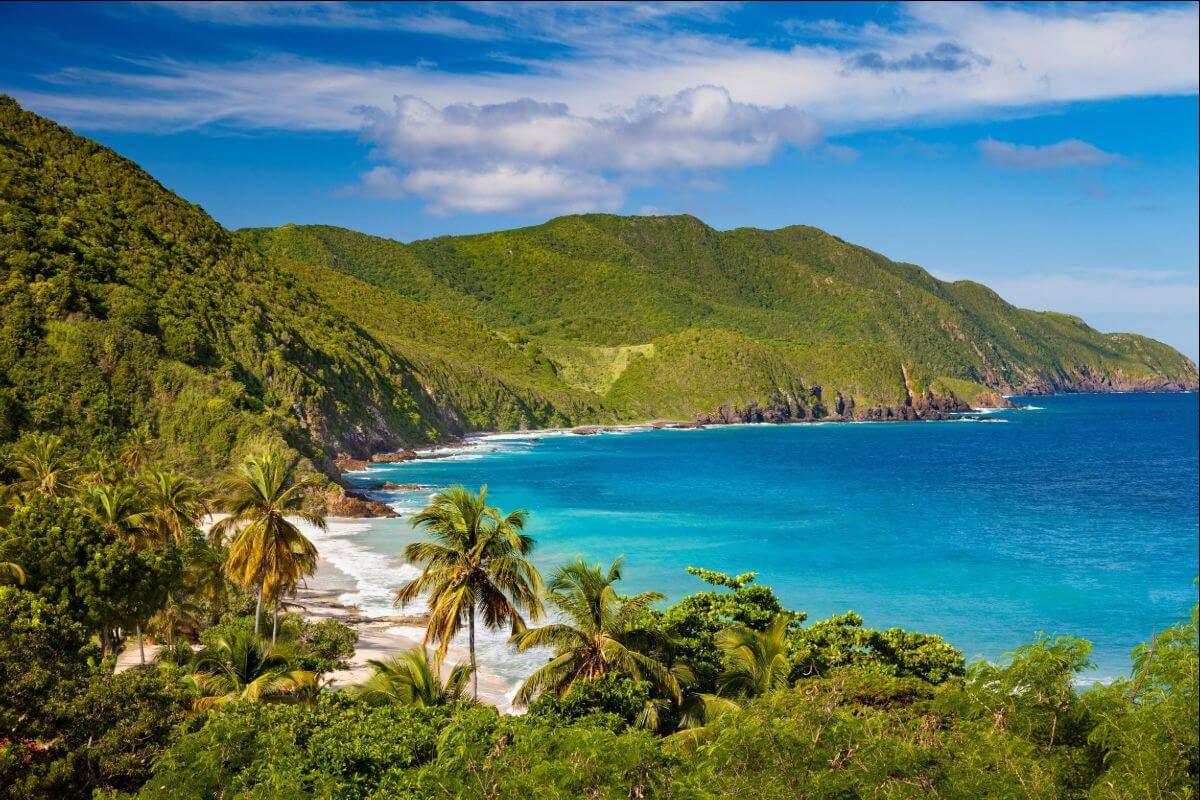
[1,2,1197,359]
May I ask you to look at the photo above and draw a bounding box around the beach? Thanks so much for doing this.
[199,514,519,710]
[295,551,517,712]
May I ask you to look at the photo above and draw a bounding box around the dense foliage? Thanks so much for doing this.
[1,460,1196,798]
[116,608,1200,799]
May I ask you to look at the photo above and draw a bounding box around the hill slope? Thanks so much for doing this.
[0,96,601,479]
[1,95,1195,483]
[248,217,1197,421]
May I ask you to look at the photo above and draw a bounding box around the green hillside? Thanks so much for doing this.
[0,96,526,479]
[1,95,1195,483]
[249,215,1197,419]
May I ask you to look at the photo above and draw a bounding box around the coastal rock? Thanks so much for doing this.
[693,386,976,426]
[364,481,424,491]
[973,391,1013,409]
[370,449,418,464]
[320,488,399,518]
[334,453,369,472]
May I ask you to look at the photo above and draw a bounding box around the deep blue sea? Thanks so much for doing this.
[331,393,1198,684]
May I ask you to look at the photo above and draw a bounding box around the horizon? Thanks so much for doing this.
[1,1,1197,358]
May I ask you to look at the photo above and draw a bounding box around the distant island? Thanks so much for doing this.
[2,95,1195,501]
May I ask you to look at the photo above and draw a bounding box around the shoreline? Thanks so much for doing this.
[341,405,1017,480]
[294,575,517,712]
[342,388,1197,486]
[203,516,520,710]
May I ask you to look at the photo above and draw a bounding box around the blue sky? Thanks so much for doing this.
[1,1,1197,358]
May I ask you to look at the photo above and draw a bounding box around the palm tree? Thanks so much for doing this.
[511,556,679,708]
[7,431,75,498]
[180,539,234,624]
[83,482,148,541]
[76,450,122,489]
[120,428,155,472]
[187,628,322,711]
[141,468,210,545]
[213,452,324,640]
[715,614,793,698]
[148,590,203,648]
[675,614,795,735]
[394,485,543,700]
[350,647,474,707]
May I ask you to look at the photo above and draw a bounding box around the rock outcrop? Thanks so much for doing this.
[319,487,399,518]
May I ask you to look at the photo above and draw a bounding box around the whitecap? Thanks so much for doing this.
[296,518,419,617]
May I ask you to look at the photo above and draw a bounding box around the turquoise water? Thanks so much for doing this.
[340,393,1198,682]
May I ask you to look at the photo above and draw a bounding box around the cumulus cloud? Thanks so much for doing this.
[977,138,1125,170]
[355,86,822,213]
[401,165,623,215]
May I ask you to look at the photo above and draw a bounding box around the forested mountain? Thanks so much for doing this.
[2,95,1195,482]
[247,216,1197,424]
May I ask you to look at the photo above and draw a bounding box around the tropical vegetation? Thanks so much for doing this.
[0,437,1196,798]
[395,485,542,699]
[0,93,1197,799]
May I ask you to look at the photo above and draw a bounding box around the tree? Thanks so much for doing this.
[82,481,154,661]
[351,647,474,708]
[1084,604,1199,799]
[213,452,323,641]
[511,557,678,708]
[0,586,95,743]
[186,628,322,711]
[395,485,543,700]
[651,567,794,693]
[1,494,177,658]
[6,431,75,499]
[715,614,793,698]
[139,468,210,546]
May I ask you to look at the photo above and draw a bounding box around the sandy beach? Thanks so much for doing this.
[200,515,519,712]
[295,555,517,712]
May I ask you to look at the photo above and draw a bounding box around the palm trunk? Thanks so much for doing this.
[254,582,264,637]
[137,622,145,665]
[469,610,477,700]
[272,594,279,644]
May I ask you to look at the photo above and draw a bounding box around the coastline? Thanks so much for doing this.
[295,563,517,711]
[203,515,519,710]
[338,384,1198,479]
[340,404,1014,480]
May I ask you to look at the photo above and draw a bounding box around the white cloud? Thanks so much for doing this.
[978,138,1124,170]
[400,164,623,215]
[354,86,821,213]
[10,2,1197,214]
[357,166,407,199]
[21,3,1197,132]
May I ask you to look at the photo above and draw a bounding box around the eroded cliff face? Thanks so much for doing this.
[691,384,979,425]
[1011,374,1199,395]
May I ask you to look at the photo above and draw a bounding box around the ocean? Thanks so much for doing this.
[317,392,1198,686]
